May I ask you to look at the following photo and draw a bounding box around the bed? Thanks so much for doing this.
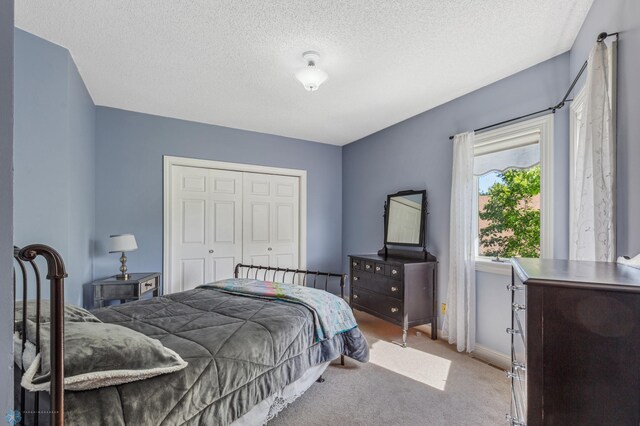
[13,245,369,425]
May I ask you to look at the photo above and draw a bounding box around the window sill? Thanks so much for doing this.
[475,258,512,276]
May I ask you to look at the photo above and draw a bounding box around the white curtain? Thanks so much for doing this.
[571,42,615,261]
[443,132,476,352]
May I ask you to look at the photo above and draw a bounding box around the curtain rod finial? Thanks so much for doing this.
[597,32,608,42]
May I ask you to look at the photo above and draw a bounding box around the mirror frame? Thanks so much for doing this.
[384,189,427,247]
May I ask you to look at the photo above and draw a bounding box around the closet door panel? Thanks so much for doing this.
[170,166,241,292]
[269,175,299,269]
[171,166,210,291]
[180,258,206,291]
[243,173,299,270]
[208,169,243,282]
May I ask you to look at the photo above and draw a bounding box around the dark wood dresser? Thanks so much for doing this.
[349,253,437,346]
[509,258,640,426]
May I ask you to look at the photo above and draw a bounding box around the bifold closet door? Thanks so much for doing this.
[171,166,242,292]
[242,173,299,274]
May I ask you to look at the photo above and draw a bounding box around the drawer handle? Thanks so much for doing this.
[375,266,381,271]
[506,371,522,381]
[352,262,357,266]
[391,286,398,292]
[512,303,526,312]
[365,264,371,269]
[391,269,398,275]
[505,414,525,426]
[506,327,521,335]
[353,276,359,281]
[512,362,526,372]
[390,307,399,313]
[506,285,524,291]
[353,294,358,299]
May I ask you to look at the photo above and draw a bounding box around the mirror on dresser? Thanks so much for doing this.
[349,189,437,348]
[385,190,426,246]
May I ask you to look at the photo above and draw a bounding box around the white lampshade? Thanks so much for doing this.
[108,234,138,253]
[295,66,329,91]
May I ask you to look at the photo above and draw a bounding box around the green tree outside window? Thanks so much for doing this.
[478,165,541,258]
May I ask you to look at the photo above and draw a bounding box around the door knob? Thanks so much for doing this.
[209,249,214,253]
[267,247,273,251]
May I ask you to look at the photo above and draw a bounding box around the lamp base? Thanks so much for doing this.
[116,252,130,280]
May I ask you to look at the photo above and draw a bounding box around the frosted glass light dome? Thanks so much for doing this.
[295,51,328,91]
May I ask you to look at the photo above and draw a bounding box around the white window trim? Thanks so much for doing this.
[162,155,307,294]
[473,114,555,275]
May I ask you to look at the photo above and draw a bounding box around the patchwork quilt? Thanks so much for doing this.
[61,287,368,425]
[200,278,357,341]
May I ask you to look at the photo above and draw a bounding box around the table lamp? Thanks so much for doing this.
[108,234,138,280]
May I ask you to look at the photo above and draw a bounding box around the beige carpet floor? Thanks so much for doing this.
[270,310,509,426]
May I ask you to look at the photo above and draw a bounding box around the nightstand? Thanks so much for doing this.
[92,272,161,308]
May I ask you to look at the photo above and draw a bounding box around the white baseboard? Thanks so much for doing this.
[471,344,510,370]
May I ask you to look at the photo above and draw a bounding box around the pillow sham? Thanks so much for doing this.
[22,322,187,392]
[14,301,102,336]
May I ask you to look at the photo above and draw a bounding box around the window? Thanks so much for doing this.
[473,115,554,275]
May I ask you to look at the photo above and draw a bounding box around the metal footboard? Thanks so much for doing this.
[233,263,347,367]
[233,264,346,300]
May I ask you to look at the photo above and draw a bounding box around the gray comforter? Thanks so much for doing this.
[65,288,368,425]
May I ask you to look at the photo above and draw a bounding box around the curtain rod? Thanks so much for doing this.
[448,31,619,140]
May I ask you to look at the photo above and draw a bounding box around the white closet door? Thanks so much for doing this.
[171,166,242,292]
[208,169,243,282]
[242,173,299,273]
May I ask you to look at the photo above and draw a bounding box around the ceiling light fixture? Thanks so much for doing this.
[295,51,328,92]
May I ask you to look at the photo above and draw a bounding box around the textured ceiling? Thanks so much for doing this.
[15,0,593,145]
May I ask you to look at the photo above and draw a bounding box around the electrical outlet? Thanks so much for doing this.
[441,303,446,315]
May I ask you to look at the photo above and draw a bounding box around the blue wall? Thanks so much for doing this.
[0,0,14,414]
[93,107,343,286]
[13,29,95,306]
[11,0,640,359]
[570,0,640,257]
[342,52,571,356]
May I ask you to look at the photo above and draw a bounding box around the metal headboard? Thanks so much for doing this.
[233,263,346,300]
[14,245,67,426]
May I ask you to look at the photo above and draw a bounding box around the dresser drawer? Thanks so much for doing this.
[510,382,527,426]
[351,270,403,299]
[385,264,403,280]
[95,284,137,299]
[352,286,403,322]
[350,258,362,270]
[363,261,375,272]
[139,277,158,295]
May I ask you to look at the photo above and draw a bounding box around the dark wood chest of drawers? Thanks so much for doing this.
[509,259,640,426]
[349,254,437,346]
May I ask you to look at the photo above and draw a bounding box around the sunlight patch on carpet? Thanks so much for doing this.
[369,340,451,391]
